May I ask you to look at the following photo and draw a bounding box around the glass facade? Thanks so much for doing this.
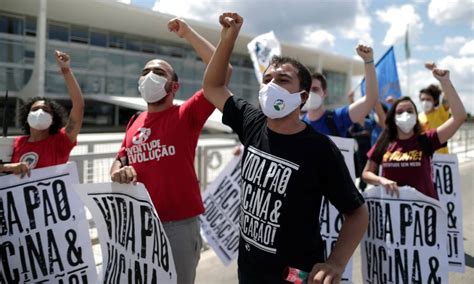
[323,70,348,107]
[0,12,260,102]
[0,11,349,129]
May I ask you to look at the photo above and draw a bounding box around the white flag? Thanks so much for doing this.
[247,31,281,83]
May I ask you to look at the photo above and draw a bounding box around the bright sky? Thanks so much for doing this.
[121,0,473,113]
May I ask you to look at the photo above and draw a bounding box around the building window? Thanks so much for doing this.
[90,30,107,47]
[142,40,156,54]
[106,77,124,95]
[125,37,141,52]
[46,71,68,93]
[107,53,124,74]
[86,75,104,94]
[24,43,35,64]
[25,16,36,36]
[0,40,24,63]
[0,15,24,35]
[71,25,89,44]
[323,70,347,107]
[48,22,69,42]
[124,78,139,96]
[109,33,124,49]
[0,67,25,91]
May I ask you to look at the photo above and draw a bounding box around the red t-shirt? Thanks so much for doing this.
[367,129,442,199]
[116,89,215,222]
[11,128,76,169]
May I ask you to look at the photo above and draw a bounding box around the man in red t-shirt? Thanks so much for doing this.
[110,18,231,284]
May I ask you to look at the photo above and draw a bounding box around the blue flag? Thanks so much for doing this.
[361,46,401,102]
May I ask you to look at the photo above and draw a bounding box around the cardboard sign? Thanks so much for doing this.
[0,163,96,283]
[361,186,448,283]
[73,183,176,284]
[433,153,465,272]
[200,155,242,266]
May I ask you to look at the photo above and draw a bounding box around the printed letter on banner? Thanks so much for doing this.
[73,183,176,284]
[362,186,448,283]
[200,154,242,265]
[433,153,465,272]
[0,163,97,283]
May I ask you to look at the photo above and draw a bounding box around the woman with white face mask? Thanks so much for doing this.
[0,50,84,177]
[362,67,466,200]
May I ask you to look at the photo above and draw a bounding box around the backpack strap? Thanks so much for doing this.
[325,110,341,137]
[126,111,142,131]
[120,111,142,166]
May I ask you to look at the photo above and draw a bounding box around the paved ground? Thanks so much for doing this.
[195,160,474,283]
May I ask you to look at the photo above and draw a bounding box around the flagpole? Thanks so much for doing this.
[405,24,410,97]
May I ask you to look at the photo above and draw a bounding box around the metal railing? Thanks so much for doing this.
[69,135,239,188]
[448,123,474,159]
[69,123,474,186]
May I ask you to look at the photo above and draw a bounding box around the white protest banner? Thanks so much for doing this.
[319,136,356,283]
[362,186,448,283]
[200,154,242,266]
[329,136,356,179]
[0,163,97,283]
[73,183,176,284]
[433,153,465,272]
[247,31,281,83]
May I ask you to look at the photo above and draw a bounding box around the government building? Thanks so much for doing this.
[1,0,364,133]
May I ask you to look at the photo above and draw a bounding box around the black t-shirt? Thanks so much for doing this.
[222,97,365,278]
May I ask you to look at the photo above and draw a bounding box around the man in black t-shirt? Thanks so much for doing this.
[203,13,369,284]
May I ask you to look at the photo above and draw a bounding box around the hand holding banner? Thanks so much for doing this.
[0,163,97,283]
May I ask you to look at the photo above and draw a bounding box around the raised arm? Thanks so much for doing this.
[202,13,243,112]
[374,101,386,129]
[55,50,84,143]
[435,69,467,144]
[349,45,378,123]
[168,17,232,85]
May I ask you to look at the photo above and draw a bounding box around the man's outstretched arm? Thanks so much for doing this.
[168,17,232,85]
[202,13,243,112]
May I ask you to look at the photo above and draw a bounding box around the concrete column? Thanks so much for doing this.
[346,60,353,95]
[17,0,47,100]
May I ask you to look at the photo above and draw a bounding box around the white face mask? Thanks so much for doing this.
[301,91,323,111]
[27,109,53,130]
[395,111,417,134]
[421,100,434,112]
[138,72,169,103]
[258,82,303,119]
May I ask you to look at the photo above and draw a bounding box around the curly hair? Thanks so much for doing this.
[419,84,442,107]
[19,97,67,135]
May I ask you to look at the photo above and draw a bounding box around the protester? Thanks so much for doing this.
[301,50,378,137]
[0,50,84,177]
[418,64,450,154]
[362,68,466,199]
[109,17,231,284]
[202,12,368,284]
